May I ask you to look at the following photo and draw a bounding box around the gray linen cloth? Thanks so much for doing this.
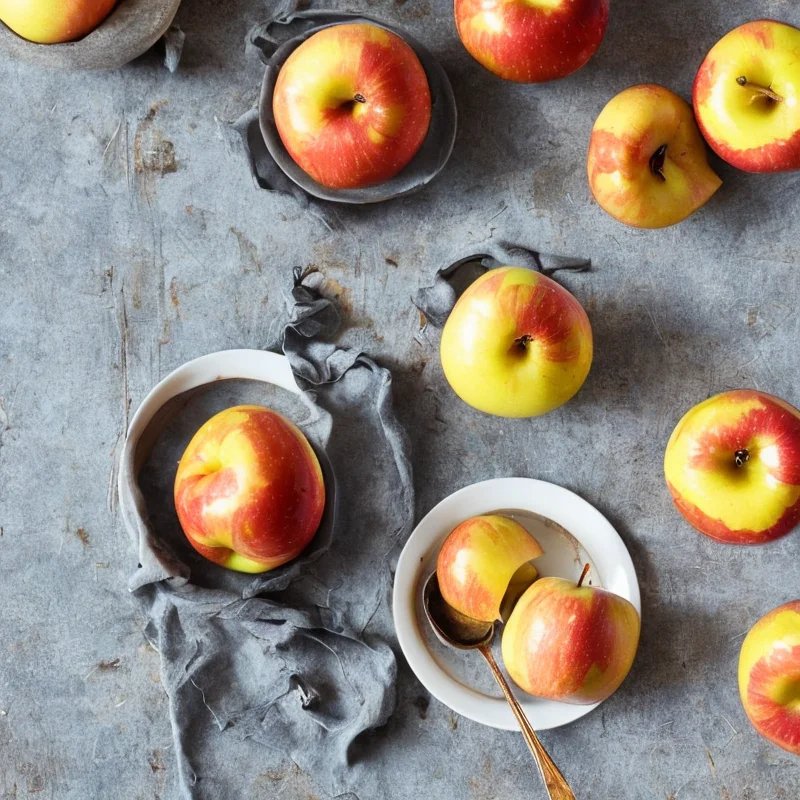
[413,244,592,329]
[127,269,413,798]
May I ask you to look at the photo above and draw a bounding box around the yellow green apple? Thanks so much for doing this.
[739,600,800,755]
[0,0,116,43]
[693,20,800,173]
[272,23,431,189]
[174,405,325,573]
[502,569,640,703]
[454,0,609,83]
[440,266,593,418]
[436,515,543,622]
[664,390,800,545]
[587,84,722,228]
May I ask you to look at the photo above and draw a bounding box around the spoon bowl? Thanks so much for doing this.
[422,570,577,800]
[423,572,494,649]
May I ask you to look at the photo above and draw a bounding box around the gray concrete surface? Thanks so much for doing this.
[1,0,799,797]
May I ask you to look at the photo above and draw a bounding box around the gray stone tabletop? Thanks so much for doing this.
[1,0,799,798]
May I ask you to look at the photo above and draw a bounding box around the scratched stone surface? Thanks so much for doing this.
[1,0,799,798]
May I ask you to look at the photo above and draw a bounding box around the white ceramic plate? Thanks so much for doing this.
[393,477,641,731]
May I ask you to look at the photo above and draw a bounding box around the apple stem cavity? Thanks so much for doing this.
[512,333,533,354]
[736,76,783,105]
[649,144,668,182]
[734,448,750,468]
[577,563,591,588]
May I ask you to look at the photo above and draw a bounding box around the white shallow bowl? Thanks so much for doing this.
[393,477,641,731]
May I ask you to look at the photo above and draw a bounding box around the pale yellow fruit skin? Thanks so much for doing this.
[664,389,800,544]
[0,0,117,44]
[440,267,592,418]
[738,601,800,755]
[436,515,543,622]
[693,20,800,172]
[587,84,721,229]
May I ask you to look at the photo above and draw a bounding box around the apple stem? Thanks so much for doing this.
[353,93,367,104]
[736,76,783,104]
[649,145,668,182]
[577,563,591,588]
[734,448,750,468]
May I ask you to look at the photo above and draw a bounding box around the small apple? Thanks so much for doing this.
[0,0,116,44]
[739,601,800,755]
[454,0,609,83]
[693,20,800,173]
[587,84,722,228]
[437,515,543,622]
[440,266,592,418]
[272,23,432,189]
[174,405,325,573]
[502,566,640,704]
[665,390,800,545]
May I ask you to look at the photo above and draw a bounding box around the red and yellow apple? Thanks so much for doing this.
[440,266,592,418]
[739,601,800,755]
[0,0,116,43]
[502,569,640,704]
[437,515,543,622]
[174,405,325,573]
[272,23,431,189]
[693,20,800,173]
[587,84,722,228]
[665,390,800,545]
[454,0,609,83]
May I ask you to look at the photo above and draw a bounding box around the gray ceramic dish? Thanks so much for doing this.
[258,13,458,205]
[0,0,181,70]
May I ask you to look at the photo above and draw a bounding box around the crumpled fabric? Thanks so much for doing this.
[413,243,592,329]
[125,269,414,798]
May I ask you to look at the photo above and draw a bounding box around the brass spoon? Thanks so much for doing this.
[423,571,576,800]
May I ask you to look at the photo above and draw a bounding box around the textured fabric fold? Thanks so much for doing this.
[126,270,414,798]
[413,243,592,328]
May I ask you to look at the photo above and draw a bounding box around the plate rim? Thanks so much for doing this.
[392,476,641,731]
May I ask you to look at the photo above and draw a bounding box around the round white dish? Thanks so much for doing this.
[393,477,641,731]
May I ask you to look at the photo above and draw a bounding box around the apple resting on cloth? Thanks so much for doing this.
[693,20,800,173]
[440,266,592,418]
[174,405,325,573]
[272,23,432,190]
[0,0,116,43]
[664,390,800,545]
[502,567,640,704]
[454,0,609,83]
[587,84,722,228]
[739,600,800,755]
[437,515,543,622]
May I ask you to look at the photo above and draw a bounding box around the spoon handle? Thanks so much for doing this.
[478,645,576,800]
